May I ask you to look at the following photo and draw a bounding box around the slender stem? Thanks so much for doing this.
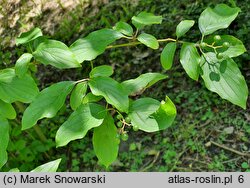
[33,125,47,143]
[74,78,89,84]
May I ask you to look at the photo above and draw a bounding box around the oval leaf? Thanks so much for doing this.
[56,103,106,147]
[0,117,9,169]
[15,53,33,77]
[31,159,61,172]
[89,65,113,78]
[137,33,159,49]
[132,12,162,29]
[0,100,16,119]
[160,42,177,70]
[16,27,43,45]
[176,20,195,38]
[22,81,75,130]
[180,43,200,81]
[70,82,87,110]
[113,21,133,36]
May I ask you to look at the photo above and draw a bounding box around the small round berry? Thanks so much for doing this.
[116,114,123,120]
[200,42,207,48]
[117,121,123,128]
[125,117,131,123]
[223,42,230,48]
[133,125,139,131]
[213,35,221,42]
[121,133,129,141]
[216,53,223,59]
[116,133,120,139]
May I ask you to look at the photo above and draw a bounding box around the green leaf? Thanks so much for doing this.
[204,35,246,58]
[93,113,119,168]
[0,68,39,103]
[132,12,162,29]
[31,159,61,172]
[160,42,177,70]
[8,168,20,172]
[33,40,81,69]
[56,103,106,147]
[70,82,87,110]
[16,27,43,45]
[82,93,103,104]
[0,100,16,119]
[15,53,33,77]
[198,4,240,35]
[137,33,159,49]
[176,20,195,38]
[0,116,9,169]
[180,43,200,81]
[121,73,167,95]
[22,81,75,130]
[89,65,113,78]
[201,52,248,109]
[70,29,123,63]
[88,77,129,113]
[113,21,133,36]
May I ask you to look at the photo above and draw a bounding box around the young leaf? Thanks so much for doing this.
[132,12,162,29]
[121,73,167,95]
[88,77,129,113]
[0,116,9,169]
[160,42,177,70]
[56,103,106,147]
[180,43,200,81]
[22,81,75,130]
[137,33,159,49]
[201,52,248,109]
[89,65,113,78]
[176,20,195,38]
[31,159,61,172]
[0,68,39,103]
[70,82,87,110]
[82,93,103,104]
[93,113,119,168]
[113,21,133,36]
[15,53,33,77]
[33,40,81,69]
[16,27,43,45]
[70,29,123,63]
[198,4,240,35]
[0,100,16,119]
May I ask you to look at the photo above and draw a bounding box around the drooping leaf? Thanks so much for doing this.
[88,77,129,113]
[113,21,133,36]
[93,113,119,168]
[137,33,159,49]
[82,93,103,104]
[0,68,39,103]
[22,81,75,130]
[56,103,106,147]
[70,29,123,63]
[121,73,167,95]
[160,42,177,70]
[180,43,200,81]
[132,12,162,29]
[0,100,16,119]
[70,82,88,110]
[198,4,240,35]
[0,116,9,169]
[204,35,246,58]
[31,159,61,172]
[33,40,81,69]
[176,20,195,38]
[15,53,33,77]
[16,27,43,45]
[201,52,248,109]
[89,65,113,78]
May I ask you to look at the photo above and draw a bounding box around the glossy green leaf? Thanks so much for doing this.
[0,100,16,119]
[15,53,33,77]
[16,27,43,45]
[93,113,119,168]
[204,35,246,58]
[89,65,113,78]
[121,73,167,95]
[70,82,87,110]
[31,159,61,172]
[180,43,200,81]
[0,116,9,169]
[70,29,123,63]
[176,20,195,38]
[56,103,106,147]
[33,40,81,69]
[201,52,248,109]
[137,33,159,49]
[113,21,133,36]
[198,4,240,35]
[22,81,75,130]
[132,12,162,29]
[160,42,177,70]
[88,77,129,113]
[0,68,39,103]
[82,93,103,104]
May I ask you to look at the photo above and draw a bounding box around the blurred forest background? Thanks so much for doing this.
[0,0,249,171]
